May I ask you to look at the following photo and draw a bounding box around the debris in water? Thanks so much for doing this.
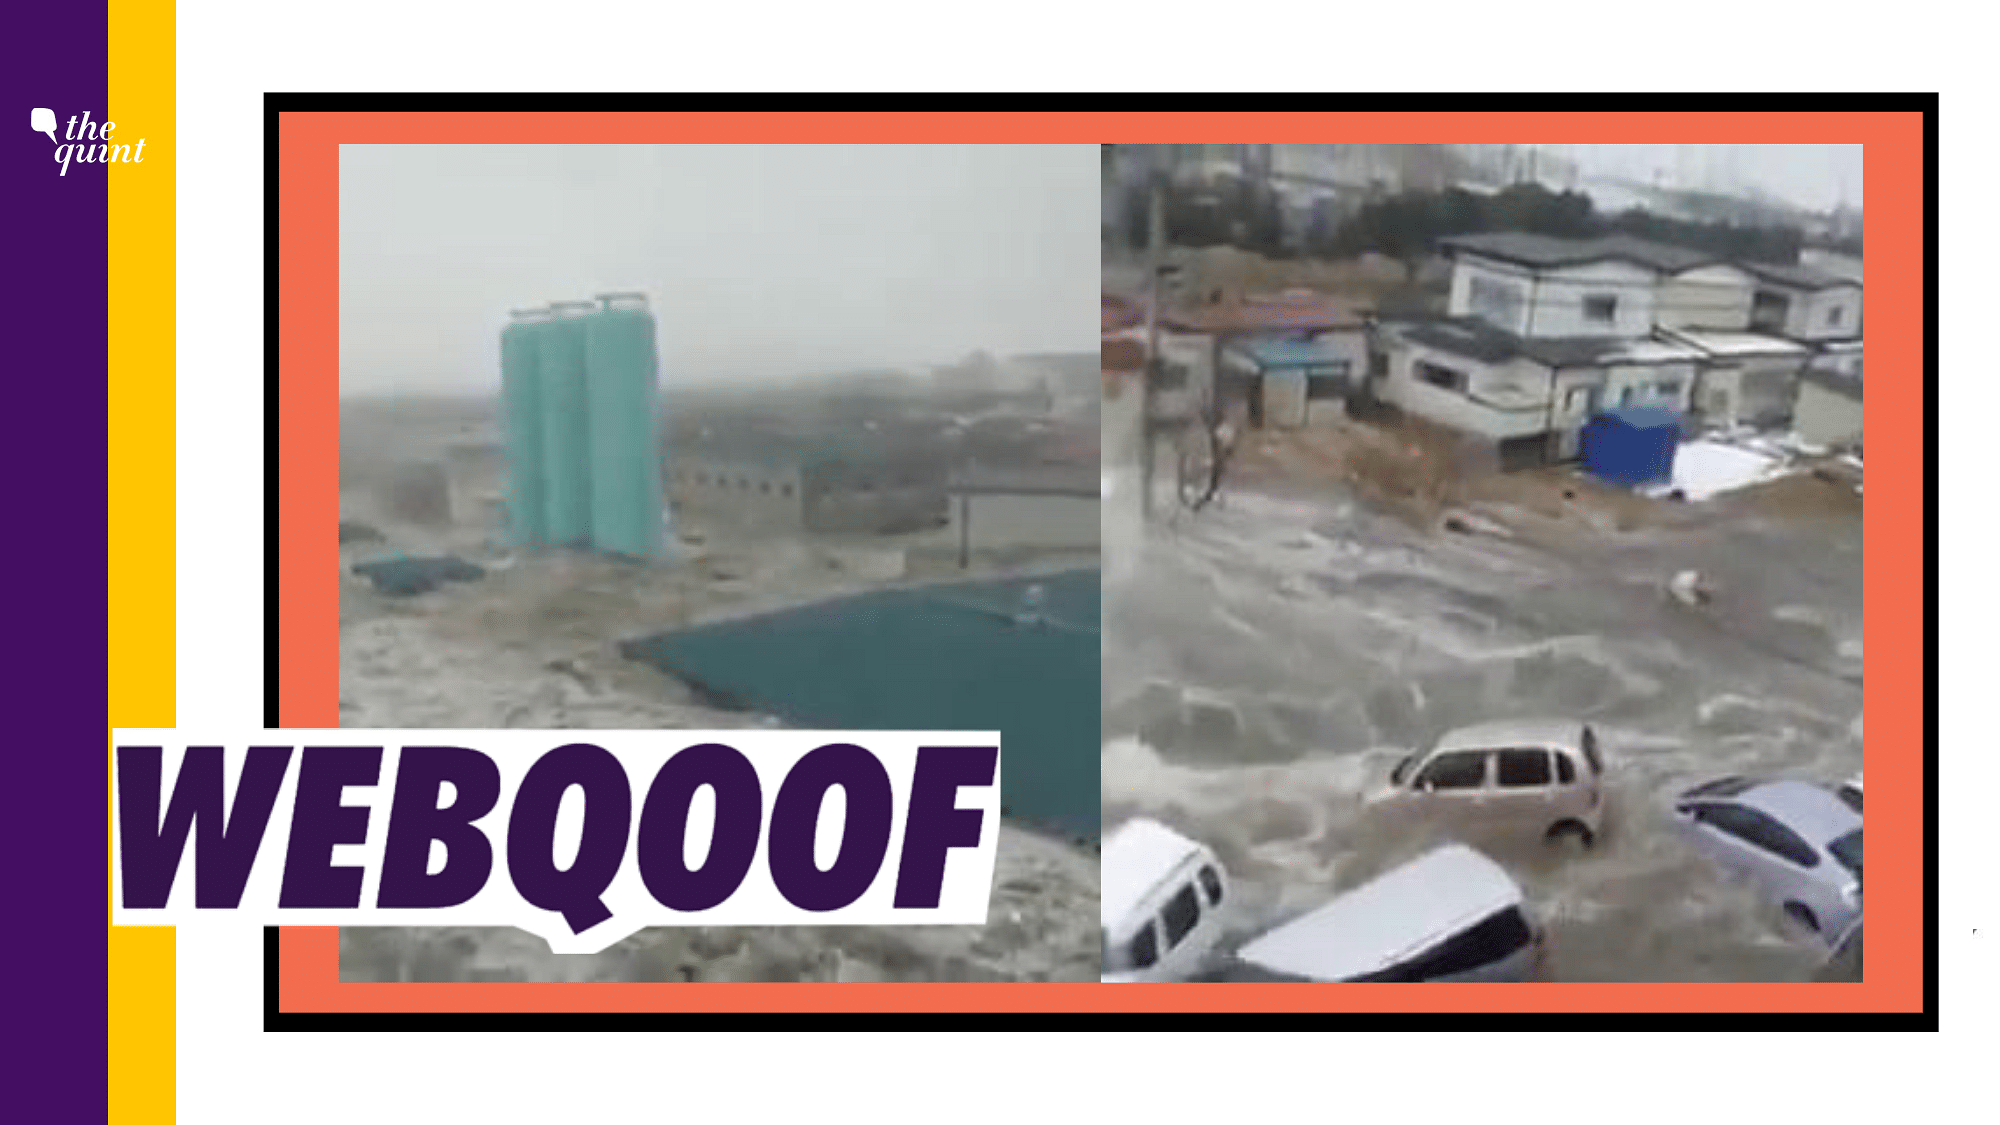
[1668,569,1711,608]
[351,555,487,597]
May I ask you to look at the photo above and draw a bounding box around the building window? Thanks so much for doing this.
[1827,305,1845,327]
[780,483,794,498]
[1583,294,1618,324]
[1751,289,1790,330]
[759,481,770,494]
[1414,361,1467,393]
[1468,276,1523,326]
[1654,380,1682,399]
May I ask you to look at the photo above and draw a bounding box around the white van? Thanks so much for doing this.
[1216,844,1546,983]
[1100,818,1233,982]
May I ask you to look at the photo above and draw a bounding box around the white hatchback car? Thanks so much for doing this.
[1384,718,1608,847]
[1100,818,1233,983]
[1211,844,1546,982]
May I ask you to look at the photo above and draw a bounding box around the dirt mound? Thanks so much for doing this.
[1232,414,1470,525]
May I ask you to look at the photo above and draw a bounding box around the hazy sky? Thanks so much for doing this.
[1551,144,1864,210]
[339,145,1098,393]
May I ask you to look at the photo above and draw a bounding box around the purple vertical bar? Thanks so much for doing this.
[4,3,109,1120]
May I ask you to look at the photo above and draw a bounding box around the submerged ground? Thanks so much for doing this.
[335,404,1099,984]
[1102,461,1863,982]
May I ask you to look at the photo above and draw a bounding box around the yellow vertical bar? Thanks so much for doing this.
[109,1,178,1121]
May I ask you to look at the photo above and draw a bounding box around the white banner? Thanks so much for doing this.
[111,729,1002,955]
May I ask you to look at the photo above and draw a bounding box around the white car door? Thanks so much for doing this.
[1411,749,1495,832]
[1693,805,1818,925]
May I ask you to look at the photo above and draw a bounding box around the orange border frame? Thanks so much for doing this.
[278,111,1925,1013]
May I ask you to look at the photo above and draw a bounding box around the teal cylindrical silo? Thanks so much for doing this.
[538,300,598,547]
[584,292,666,562]
[499,307,550,550]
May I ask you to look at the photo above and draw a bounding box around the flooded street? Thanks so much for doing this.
[1102,482,1862,982]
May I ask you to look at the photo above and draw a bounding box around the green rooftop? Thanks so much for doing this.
[619,569,1100,841]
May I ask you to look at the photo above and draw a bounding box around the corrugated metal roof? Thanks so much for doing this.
[1401,317,1623,369]
[1738,259,1859,292]
[1442,231,1718,274]
[619,569,1101,841]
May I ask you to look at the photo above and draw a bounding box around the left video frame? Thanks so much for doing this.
[327,141,1104,984]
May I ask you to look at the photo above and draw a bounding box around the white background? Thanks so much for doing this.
[173,2,1983,1121]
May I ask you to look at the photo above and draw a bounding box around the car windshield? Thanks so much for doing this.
[1829,830,1862,880]
[1390,755,1416,785]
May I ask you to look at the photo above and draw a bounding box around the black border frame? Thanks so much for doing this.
[261,94,1938,1029]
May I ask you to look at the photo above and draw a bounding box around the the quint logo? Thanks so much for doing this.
[32,108,146,176]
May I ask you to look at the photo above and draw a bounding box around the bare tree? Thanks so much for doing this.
[1176,388,1239,512]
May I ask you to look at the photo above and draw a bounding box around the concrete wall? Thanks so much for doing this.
[1260,370,1310,428]
[1794,379,1864,447]
[805,482,948,536]
[1816,346,1863,379]
[1658,264,1755,331]
[1450,254,1657,338]
[1790,284,1863,341]
[1753,281,1863,342]
[1602,361,1697,413]
[1691,367,1743,426]
[672,456,805,527]
[942,492,1100,556]
[1738,357,1809,427]
[1379,340,1561,440]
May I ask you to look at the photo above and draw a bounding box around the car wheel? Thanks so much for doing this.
[1546,820,1595,850]
[1783,902,1820,934]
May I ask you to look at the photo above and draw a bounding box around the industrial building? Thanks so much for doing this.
[937,466,1099,564]
[671,431,952,536]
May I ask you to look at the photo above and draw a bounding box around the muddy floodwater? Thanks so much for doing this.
[335,477,1099,984]
[1103,484,1862,982]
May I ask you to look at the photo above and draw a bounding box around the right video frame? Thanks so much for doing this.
[1101,143,1864,984]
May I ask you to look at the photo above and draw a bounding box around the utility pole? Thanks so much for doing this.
[1139,153,1168,521]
